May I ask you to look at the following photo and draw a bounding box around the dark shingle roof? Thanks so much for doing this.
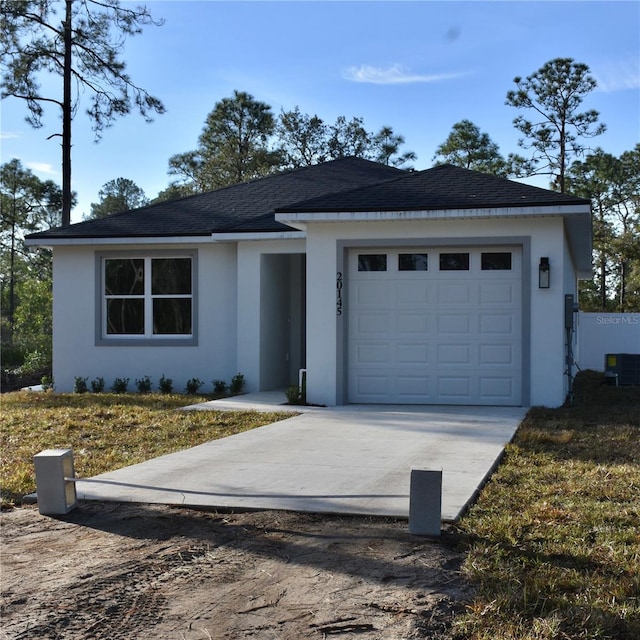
[27,158,405,241]
[277,164,590,213]
[27,161,591,243]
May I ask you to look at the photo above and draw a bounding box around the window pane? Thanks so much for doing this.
[439,253,469,271]
[106,299,144,334]
[481,252,512,270]
[358,254,387,271]
[153,299,192,335]
[152,258,192,295]
[105,259,144,295]
[399,253,428,271]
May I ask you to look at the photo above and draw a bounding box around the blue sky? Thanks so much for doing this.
[2,0,639,223]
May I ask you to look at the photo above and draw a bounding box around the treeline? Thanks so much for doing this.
[2,58,639,384]
[160,97,417,200]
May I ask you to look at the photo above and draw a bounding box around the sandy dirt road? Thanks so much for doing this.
[0,502,471,639]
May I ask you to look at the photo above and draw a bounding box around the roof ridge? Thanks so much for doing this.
[275,163,590,214]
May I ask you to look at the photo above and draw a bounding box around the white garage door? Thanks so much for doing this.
[348,247,522,405]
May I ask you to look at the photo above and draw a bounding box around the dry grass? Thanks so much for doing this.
[0,391,292,507]
[454,372,640,640]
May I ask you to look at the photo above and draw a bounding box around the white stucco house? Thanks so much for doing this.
[26,157,592,407]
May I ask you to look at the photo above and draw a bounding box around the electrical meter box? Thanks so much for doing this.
[604,353,640,386]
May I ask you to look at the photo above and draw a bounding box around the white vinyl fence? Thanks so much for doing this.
[576,312,640,371]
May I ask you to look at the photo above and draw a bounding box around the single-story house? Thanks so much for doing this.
[26,157,592,407]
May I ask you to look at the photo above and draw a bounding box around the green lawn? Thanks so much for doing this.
[454,372,640,639]
[0,391,292,507]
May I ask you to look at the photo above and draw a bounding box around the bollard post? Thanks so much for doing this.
[33,449,78,515]
[409,469,442,536]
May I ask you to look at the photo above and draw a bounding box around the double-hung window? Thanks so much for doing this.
[99,252,196,345]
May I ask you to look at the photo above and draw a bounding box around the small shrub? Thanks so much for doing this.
[185,377,204,395]
[212,379,227,395]
[135,375,152,394]
[229,373,245,395]
[111,377,129,394]
[74,376,88,394]
[41,375,54,391]
[91,377,105,393]
[159,374,173,394]
[285,385,304,405]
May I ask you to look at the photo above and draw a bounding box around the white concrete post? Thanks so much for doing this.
[409,469,442,536]
[33,449,77,515]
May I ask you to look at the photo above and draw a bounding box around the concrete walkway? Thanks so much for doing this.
[73,392,527,522]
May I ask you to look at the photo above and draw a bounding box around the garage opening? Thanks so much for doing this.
[347,247,522,405]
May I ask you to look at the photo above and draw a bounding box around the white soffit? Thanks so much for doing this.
[275,204,591,224]
[210,231,306,242]
[564,216,593,278]
[25,231,307,248]
[24,235,212,248]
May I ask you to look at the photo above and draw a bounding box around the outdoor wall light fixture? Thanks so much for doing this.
[539,257,550,289]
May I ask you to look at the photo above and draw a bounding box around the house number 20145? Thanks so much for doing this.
[336,272,343,316]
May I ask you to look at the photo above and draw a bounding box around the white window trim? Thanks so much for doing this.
[95,250,198,347]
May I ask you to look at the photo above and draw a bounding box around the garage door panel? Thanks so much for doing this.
[397,313,430,333]
[396,282,431,304]
[397,375,431,397]
[354,343,390,364]
[479,344,515,364]
[396,343,429,363]
[480,281,515,304]
[348,247,522,405]
[479,377,514,399]
[354,374,389,397]
[355,282,390,305]
[437,283,471,304]
[479,313,514,335]
[438,377,471,398]
[352,370,436,402]
[437,314,471,334]
[437,344,471,364]
[357,312,390,333]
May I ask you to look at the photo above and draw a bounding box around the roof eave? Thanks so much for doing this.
[564,216,593,278]
[25,229,308,247]
[275,203,592,224]
[24,234,213,247]
[210,230,306,242]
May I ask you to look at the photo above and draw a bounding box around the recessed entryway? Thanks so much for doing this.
[259,253,306,391]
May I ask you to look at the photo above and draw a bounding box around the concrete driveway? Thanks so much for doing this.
[73,392,526,522]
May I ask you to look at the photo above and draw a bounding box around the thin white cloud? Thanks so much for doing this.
[342,64,468,85]
[593,58,640,93]
[26,162,59,176]
[0,132,20,140]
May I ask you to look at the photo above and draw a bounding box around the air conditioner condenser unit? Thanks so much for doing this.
[604,353,640,386]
